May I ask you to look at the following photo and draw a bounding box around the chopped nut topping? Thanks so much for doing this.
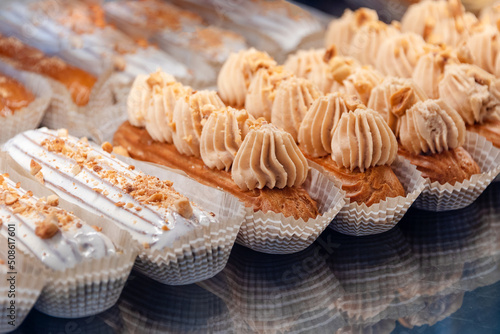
[35,171,44,184]
[161,225,169,231]
[30,159,42,176]
[71,164,82,176]
[174,198,193,218]
[112,145,129,157]
[58,128,69,138]
[5,194,18,206]
[101,142,113,153]
[35,214,59,239]
[91,225,103,232]
[115,202,125,207]
[47,195,59,207]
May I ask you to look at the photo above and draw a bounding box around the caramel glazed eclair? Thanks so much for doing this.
[114,70,319,221]
[4,128,218,251]
[0,172,116,271]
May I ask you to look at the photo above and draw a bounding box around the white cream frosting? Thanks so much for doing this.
[439,63,500,125]
[172,90,225,157]
[270,77,322,142]
[4,128,218,251]
[217,48,276,108]
[0,174,116,271]
[200,107,254,171]
[398,99,466,155]
[299,93,363,158]
[331,107,398,172]
[232,123,309,191]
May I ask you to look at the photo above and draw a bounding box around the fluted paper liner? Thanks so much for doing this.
[235,168,345,254]
[41,67,120,143]
[0,152,138,318]
[413,132,500,211]
[117,156,245,285]
[308,157,426,236]
[0,61,51,144]
[0,235,45,332]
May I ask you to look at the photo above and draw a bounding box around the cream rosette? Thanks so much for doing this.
[0,61,51,144]
[172,90,225,157]
[439,63,500,126]
[342,66,384,105]
[270,76,322,142]
[428,12,478,47]
[376,33,427,78]
[412,45,460,99]
[480,2,500,25]
[325,8,379,55]
[348,21,401,67]
[299,93,361,158]
[300,102,425,236]
[283,48,326,80]
[218,48,276,108]
[465,24,500,76]
[200,107,254,171]
[244,66,292,121]
[368,77,427,133]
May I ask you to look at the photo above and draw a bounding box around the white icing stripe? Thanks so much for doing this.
[0,176,115,271]
[5,129,217,251]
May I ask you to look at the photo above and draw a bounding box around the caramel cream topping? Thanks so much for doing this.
[299,93,363,158]
[127,70,176,127]
[376,33,427,78]
[232,123,309,191]
[439,63,500,125]
[200,107,255,171]
[245,66,292,121]
[217,48,277,108]
[331,107,398,172]
[398,99,466,155]
[271,77,322,142]
[172,90,225,157]
[342,66,384,105]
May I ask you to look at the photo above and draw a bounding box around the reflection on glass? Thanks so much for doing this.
[199,243,345,333]
[118,271,233,333]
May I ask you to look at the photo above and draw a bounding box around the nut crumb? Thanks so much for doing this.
[143,242,150,249]
[91,225,103,232]
[161,225,169,231]
[58,129,69,137]
[115,202,125,207]
[30,159,42,176]
[71,164,82,176]
[174,198,193,218]
[47,195,59,206]
[35,214,59,239]
[101,142,113,153]
[35,171,44,184]
[112,145,129,157]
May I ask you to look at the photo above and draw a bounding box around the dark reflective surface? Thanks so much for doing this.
[10,182,500,333]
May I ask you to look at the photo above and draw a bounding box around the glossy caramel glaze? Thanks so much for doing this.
[0,35,96,106]
[467,120,500,149]
[398,146,480,185]
[113,121,319,220]
[306,154,405,206]
[0,72,35,116]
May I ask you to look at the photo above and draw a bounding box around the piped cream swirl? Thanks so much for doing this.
[331,108,398,172]
[271,77,322,142]
[398,99,466,155]
[172,90,225,157]
[439,63,500,125]
[127,71,175,127]
[376,33,427,78]
[217,48,277,108]
[342,66,384,105]
[200,107,255,171]
[299,93,363,158]
[232,123,309,190]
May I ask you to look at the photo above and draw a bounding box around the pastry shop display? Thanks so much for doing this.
[169,0,324,61]
[325,227,420,325]
[400,0,479,47]
[4,128,245,285]
[0,61,51,144]
[104,0,247,86]
[0,34,117,142]
[0,166,136,318]
[218,48,277,108]
[114,70,345,253]
[198,244,346,333]
[0,235,45,332]
[298,94,425,235]
[118,272,234,333]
